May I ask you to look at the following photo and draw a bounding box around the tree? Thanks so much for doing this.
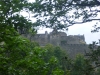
[0,0,37,36]
[0,34,66,75]
[1,0,100,75]
[71,54,93,75]
[0,0,65,75]
[85,41,100,70]
[32,0,100,31]
[43,44,70,74]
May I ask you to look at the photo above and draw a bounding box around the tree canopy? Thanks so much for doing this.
[32,0,100,31]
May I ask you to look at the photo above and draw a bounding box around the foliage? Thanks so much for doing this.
[43,44,72,75]
[96,68,100,75]
[32,0,100,31]
[0,34,66,75]
[0,0,65,74]
[86,41,100,69]
[1,0,100,75]
[52,68,64,75]
[70,54,93,75]
[0,0,36,35]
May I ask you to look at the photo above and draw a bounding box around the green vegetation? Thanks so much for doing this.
[0,0,100,75]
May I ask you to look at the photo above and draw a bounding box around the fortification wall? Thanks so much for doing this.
[61,44,89,58]
[22,31,89,58]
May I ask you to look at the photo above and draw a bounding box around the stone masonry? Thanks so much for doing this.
[24,30,89,58]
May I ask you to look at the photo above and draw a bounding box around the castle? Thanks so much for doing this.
[24,30,89,58]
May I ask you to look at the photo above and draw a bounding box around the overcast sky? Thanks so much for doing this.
[23,0,100,44]
[67,23,100,44]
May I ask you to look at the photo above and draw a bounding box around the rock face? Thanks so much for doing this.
[23,30,89,58]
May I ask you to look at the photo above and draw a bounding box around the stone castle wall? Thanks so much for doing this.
[23,30,89,58]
